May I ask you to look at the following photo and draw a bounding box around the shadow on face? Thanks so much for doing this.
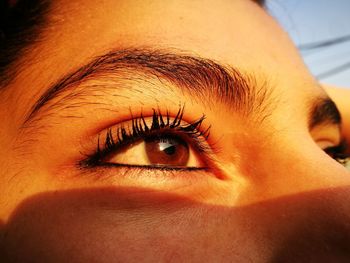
[1,186,350,263]
[0,219,4,258]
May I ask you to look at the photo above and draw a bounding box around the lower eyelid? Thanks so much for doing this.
[78,164,216,185]
[98,163,208,171]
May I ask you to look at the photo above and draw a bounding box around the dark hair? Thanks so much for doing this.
[0,0,50,87]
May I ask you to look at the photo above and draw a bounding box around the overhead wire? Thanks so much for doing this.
[316,61,350,80]
[297,34,350,79]
[298,34,350,50]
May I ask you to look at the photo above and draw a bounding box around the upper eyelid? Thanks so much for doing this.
[88,106,207,136]
[104,108,210,148]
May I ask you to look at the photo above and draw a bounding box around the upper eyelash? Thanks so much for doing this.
[80,106,211,167]
[325,139,348,159]
[324,139,350,168]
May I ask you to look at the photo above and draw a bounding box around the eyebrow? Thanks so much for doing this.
[308,97,341,130]
[23,48,341,132]
[23,48,274,124]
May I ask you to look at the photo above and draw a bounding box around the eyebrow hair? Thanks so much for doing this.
[308,97,341,130]
[24,48,274,124]
[22,48,341,134]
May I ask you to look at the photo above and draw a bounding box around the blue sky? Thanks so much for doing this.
[266,0,350,88]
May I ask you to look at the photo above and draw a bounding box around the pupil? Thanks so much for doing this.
[145,135,189,166]
[163,145,176,155]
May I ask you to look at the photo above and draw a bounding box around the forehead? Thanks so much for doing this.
[49,0,281,66]
[17,0,297,74]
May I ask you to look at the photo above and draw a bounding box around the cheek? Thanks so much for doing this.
[3,186,350,262]
[1,187,271,262]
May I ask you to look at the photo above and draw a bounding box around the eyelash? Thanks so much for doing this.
[324,139,350,164]
[81,106,211,169]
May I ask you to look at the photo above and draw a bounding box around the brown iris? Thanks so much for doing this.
[145,135,189,166]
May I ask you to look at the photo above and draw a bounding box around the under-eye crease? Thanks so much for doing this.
[80,106,212,170]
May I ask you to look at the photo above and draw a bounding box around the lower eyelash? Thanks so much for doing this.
[79,162,211,183]
[92,163,208,171]
[80,106,211,168]
[336,157,350,169]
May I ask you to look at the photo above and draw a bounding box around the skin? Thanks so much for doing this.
[0,0,350,262]
[325,86,350,153]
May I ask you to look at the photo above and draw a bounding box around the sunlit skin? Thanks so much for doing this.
[326,85,350,151]
[0,0,350,262]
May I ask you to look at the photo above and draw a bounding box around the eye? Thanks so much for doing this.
[81,106,211,170]
[323,139,350,170]
[311,125,350,169]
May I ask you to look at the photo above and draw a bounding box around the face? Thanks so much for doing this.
[1,0,350,262]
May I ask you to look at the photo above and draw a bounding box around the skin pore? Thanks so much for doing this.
[0,0,350,262]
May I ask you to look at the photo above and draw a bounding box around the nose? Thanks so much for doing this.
[268,186,350,262]
[249,139,350,261]
[243,133,350,202]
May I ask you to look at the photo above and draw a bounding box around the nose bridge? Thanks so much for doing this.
[242,135,350,203]
[236,138,350,260]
